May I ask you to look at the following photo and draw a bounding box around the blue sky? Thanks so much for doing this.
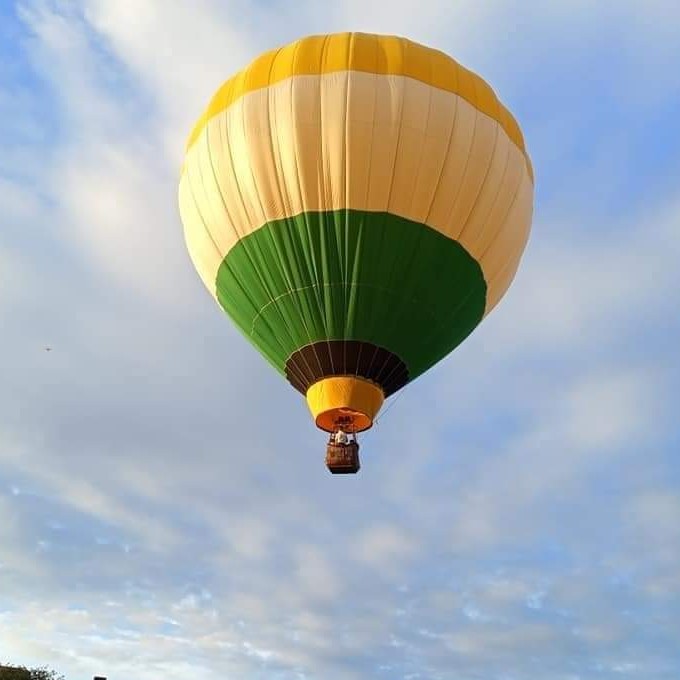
[1,1,680,678]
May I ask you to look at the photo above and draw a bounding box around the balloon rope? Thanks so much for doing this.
[362,384,410,443]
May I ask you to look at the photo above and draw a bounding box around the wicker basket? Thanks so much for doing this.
[325,441,360,474]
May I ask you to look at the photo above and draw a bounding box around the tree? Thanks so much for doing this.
[0,664,65,680]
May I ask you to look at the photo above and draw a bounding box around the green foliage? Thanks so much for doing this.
[29,667,65,680]
[0,664,30,680]
[0,664,65,680]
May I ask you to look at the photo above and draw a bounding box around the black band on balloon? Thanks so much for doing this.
[284,340,409,397]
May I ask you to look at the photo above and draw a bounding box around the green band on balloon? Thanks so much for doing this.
[215,210,486,386]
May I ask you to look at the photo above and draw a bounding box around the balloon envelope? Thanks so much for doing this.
[179,32,534,431]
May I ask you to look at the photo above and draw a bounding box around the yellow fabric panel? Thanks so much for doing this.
[179,71,533,315]
[185,32,532,178]
[457,132,519,259]
[305,376,385,433]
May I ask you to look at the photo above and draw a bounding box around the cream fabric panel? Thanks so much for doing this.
[179,71,533,310]
[178,173,224,298]
[481,171,534,313]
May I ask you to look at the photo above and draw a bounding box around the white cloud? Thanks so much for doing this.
[0,242,30,312]
[479,196,680,363]
[351,523,418,572]
[626,490,680,569]
[443,622,559,658]
[292,543,343,602]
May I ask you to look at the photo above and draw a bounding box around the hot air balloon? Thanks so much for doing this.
[178,32,534,473]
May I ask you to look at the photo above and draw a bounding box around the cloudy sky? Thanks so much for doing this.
[1,1,680,678]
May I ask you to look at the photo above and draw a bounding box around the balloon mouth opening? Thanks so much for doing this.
[305,376,384,433]
[315,408,373,433]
